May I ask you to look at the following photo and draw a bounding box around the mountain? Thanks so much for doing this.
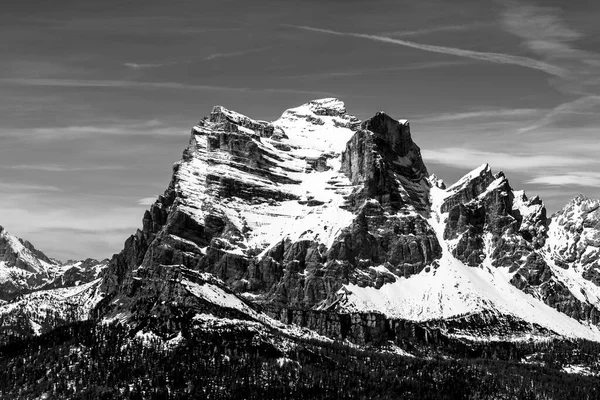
[3,98,600,398]
[0,226,108,301]
[5,98,598,344]
[0,227,108,343]
[90,98,600,344]
[0,225,61,301]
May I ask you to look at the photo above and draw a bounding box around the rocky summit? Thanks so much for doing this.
[4,98,600,347]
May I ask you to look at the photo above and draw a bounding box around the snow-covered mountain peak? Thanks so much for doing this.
[563,194,600,214]
[306,97,346,113]
[546,194,600,271]
[0,228,54,274]
[0,226,64,300]
[272,98,361,158]
[551,195,600,235]
[0,225,109,303]
[204,104,274,138]
[429,174,446,189]
[447,163,492,193]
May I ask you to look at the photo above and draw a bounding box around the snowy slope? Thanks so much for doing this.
[174,98,359,257]
[337,173,600,341]
[0,279,103,342]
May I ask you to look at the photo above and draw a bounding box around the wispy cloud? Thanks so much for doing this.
[422,147,593,171]
[284,60,469,80]
[137,197,157,206]
[501,2,600,134]
[0,182,61,192]
[0,202,145,260]
[203,46,270,61]
[287,24,567,77]
[517,96,600,134]
[123,46,271,70]
[6,164,125,172]
[124,62,166,69]
[380,23,487,38]
[0,78,248,91]
[0,120,186,141]
[41,226,135,236]
[502,4,589,66]
[527,172,600,187]
[0,78,333,97]
[415,108,541,123]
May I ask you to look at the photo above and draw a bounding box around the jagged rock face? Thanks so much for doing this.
[503,191,600,324]
[102,264,265,336]
[441,165,546,268]
[326,200,441,280]
[434,165,600,328]
[98,99,444,323]
[520,195,600,323]
[341,113,430,212]
[100,99,356,315]
[547,195,600,272]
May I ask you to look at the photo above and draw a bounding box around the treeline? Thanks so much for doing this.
[0,321,599,399]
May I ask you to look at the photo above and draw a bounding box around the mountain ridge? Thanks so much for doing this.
[2,98,600,348]
[90,98,600,344]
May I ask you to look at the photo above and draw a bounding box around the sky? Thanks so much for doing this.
[1,0,599,261]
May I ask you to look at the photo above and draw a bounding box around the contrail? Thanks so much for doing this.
[288,25,567,77]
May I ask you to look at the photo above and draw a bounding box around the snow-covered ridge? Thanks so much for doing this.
[0,278,103,340]
[446,163,491,193]
[0,225,109,302]
[336,173,600,341]
[0,226,64,300]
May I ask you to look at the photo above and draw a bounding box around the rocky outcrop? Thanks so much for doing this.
[263,305,553,347]
[437,165,600,328]
[341,113,429,212]
[511,195,600,323]
[101,264,263,336]
[327,200,441,279]
[440,165,546,268]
